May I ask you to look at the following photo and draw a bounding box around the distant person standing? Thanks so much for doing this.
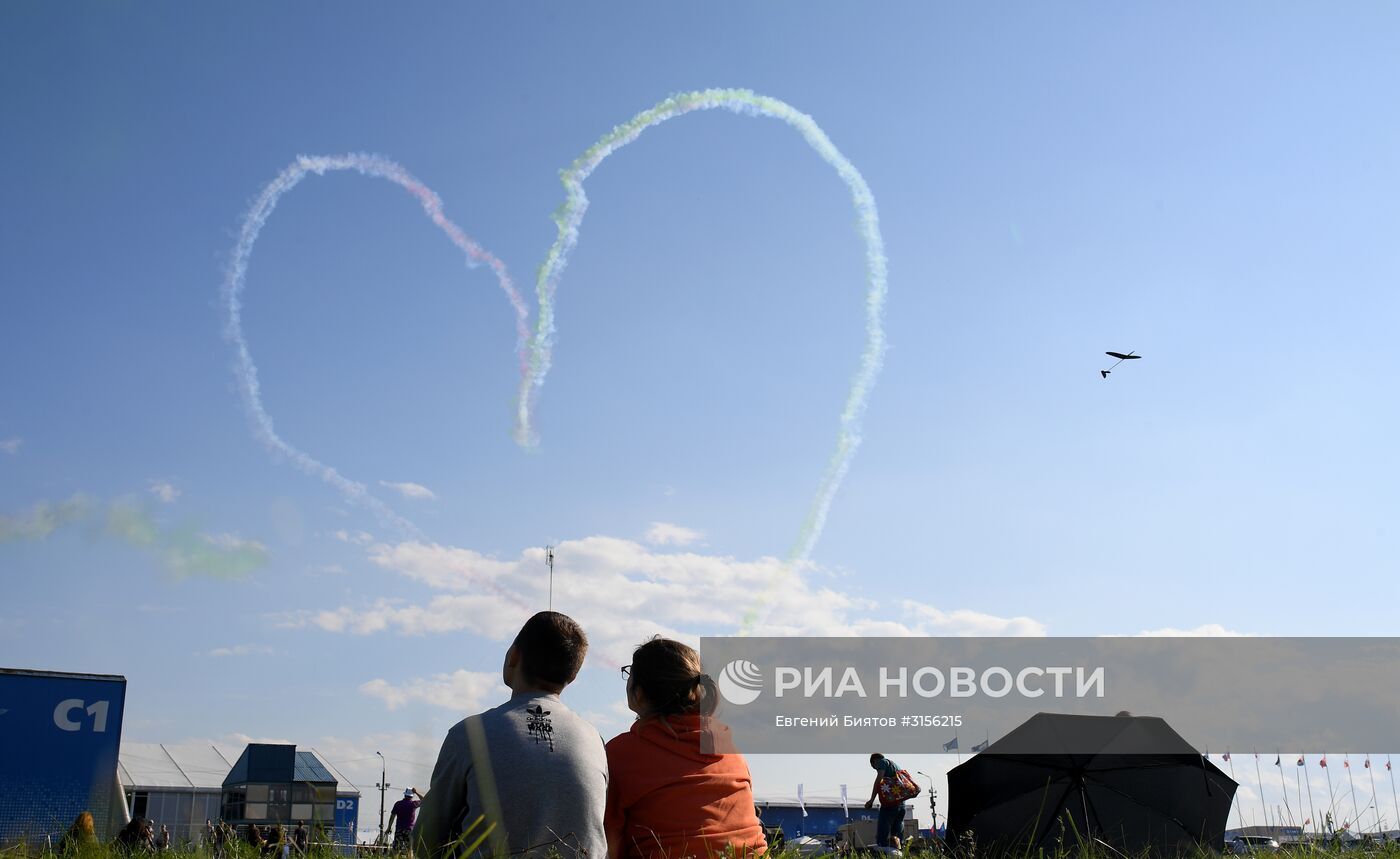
[157,825,170,852]
[212,821,229,859]
[389,789,423,852]
[292,822,309,856]
[865,753,918,852]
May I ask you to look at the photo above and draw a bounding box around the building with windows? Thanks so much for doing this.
[220,744,338,829]
[117,742,359,847]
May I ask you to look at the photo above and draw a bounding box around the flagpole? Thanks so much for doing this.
[1251,750,1268,830]
[1291,752,1303,833]
[1365,757,1380,835]
[1323,754,1338,836]
[1304,754,1318,837]
[1220,755,1243,833]
[1345,757,1360,833]
[1276,750,1294,830]
[1390,755,1398,839]
[1294,754,1304,834]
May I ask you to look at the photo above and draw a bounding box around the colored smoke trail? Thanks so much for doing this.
[523,89,888,612]
[226,94,887,627]
[222,154,526,536]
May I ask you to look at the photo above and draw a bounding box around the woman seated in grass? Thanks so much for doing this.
[606,636,766,859]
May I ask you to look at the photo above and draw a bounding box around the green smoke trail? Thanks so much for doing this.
[524,89,888,626]
[0,495,268,580]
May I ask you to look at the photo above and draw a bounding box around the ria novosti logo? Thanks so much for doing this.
[717,659,764,705]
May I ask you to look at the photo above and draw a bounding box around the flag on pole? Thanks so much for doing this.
[1223,752,1231,762]
[1275,755,1281,766]
[797,784,808,817]
[971,740,989,752]
[1365,759,1371,769]
[1387,759,1392,771]
[1344,758,1350,768]
[943,737,959,752]
[1297,756,1305,766]
[840,784,849,818]
[1320,756,1328,768]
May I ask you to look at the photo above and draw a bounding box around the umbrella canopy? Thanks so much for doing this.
[947,713,1236,855]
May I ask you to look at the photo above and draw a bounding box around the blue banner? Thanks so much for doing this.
[0,669,127,846]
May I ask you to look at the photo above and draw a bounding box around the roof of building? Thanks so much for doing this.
[119,743,358,793]
[755,797,860,809]
[119,742,240,790]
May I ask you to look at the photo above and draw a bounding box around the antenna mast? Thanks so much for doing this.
[546,545,555,611]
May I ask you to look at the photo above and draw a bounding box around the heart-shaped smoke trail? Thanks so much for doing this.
[223,91,887,627]
[222,154,529,540]
[522,89,887,628]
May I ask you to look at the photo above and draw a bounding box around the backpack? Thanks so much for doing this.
[877,767,922,804]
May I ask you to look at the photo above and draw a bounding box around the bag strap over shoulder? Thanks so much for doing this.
[463,715,507,858]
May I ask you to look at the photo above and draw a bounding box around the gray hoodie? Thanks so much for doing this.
[415,692,608,859]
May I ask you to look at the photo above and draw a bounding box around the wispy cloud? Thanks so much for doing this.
[333,530,375,546]
[148,480,181,504]
[644,522,703,547]
[1130,624,1252,637]
[0,494,268,580]
[379,481,437,501]
[898,600,1048,636]
[360,670,505,712]
[204,644,275,658]
[0,438,21,455]
[289,534,1047,666]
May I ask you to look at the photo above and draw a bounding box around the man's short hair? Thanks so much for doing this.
[513,611,588,686]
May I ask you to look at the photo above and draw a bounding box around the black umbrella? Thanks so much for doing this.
[947,713,1236,855]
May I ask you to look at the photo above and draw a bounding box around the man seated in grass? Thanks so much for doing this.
[415,612,607,859]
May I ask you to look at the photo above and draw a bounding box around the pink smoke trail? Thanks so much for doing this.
[222,154,526,535]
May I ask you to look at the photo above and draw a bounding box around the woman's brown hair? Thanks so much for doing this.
[629,636,718,717]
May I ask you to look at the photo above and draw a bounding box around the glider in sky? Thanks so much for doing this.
[1101,351,1141,379]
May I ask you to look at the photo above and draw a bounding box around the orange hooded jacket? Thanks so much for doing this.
[605,714,766,859]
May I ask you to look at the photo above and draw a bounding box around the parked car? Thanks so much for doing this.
[1228,835,1281,854]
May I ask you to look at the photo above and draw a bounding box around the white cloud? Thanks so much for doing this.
[0,438,21,455]
[360,669,505,712]
[898,600,1048,636]
[292,534,1048,667]
[334,529,375,545]
[148,480,181,504]
[1130,624,1253,637]
[644,522,704,546]
[204,644,274,658]
[379,481,437,501]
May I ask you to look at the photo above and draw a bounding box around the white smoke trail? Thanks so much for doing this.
[222,154,524,536]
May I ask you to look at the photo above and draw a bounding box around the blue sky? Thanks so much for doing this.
[4,2,1400,834]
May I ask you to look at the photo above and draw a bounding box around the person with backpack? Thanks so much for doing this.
[864,753,920,851]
